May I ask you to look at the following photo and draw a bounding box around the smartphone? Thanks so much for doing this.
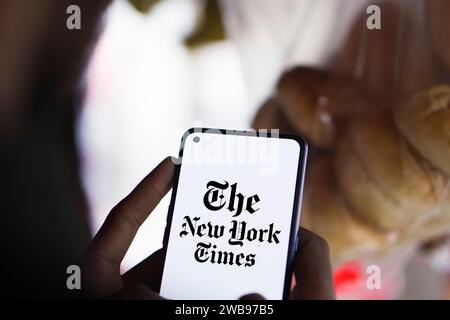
[159,128,308,300]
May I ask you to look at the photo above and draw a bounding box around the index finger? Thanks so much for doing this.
[290,227,335,300]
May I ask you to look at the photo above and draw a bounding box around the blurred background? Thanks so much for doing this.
[1,0,449,299]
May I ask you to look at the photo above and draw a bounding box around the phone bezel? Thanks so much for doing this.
[159,128,308,300]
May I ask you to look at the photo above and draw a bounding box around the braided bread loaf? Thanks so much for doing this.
[251,0,450,265]
[254,69,450,263]
[255,77,450,265]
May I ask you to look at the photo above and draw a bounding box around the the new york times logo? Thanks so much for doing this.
[179,180,281,268]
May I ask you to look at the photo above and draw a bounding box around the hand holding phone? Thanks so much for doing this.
[81,132,335,300]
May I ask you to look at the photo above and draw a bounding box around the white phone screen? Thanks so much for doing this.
[160,129,307,299]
